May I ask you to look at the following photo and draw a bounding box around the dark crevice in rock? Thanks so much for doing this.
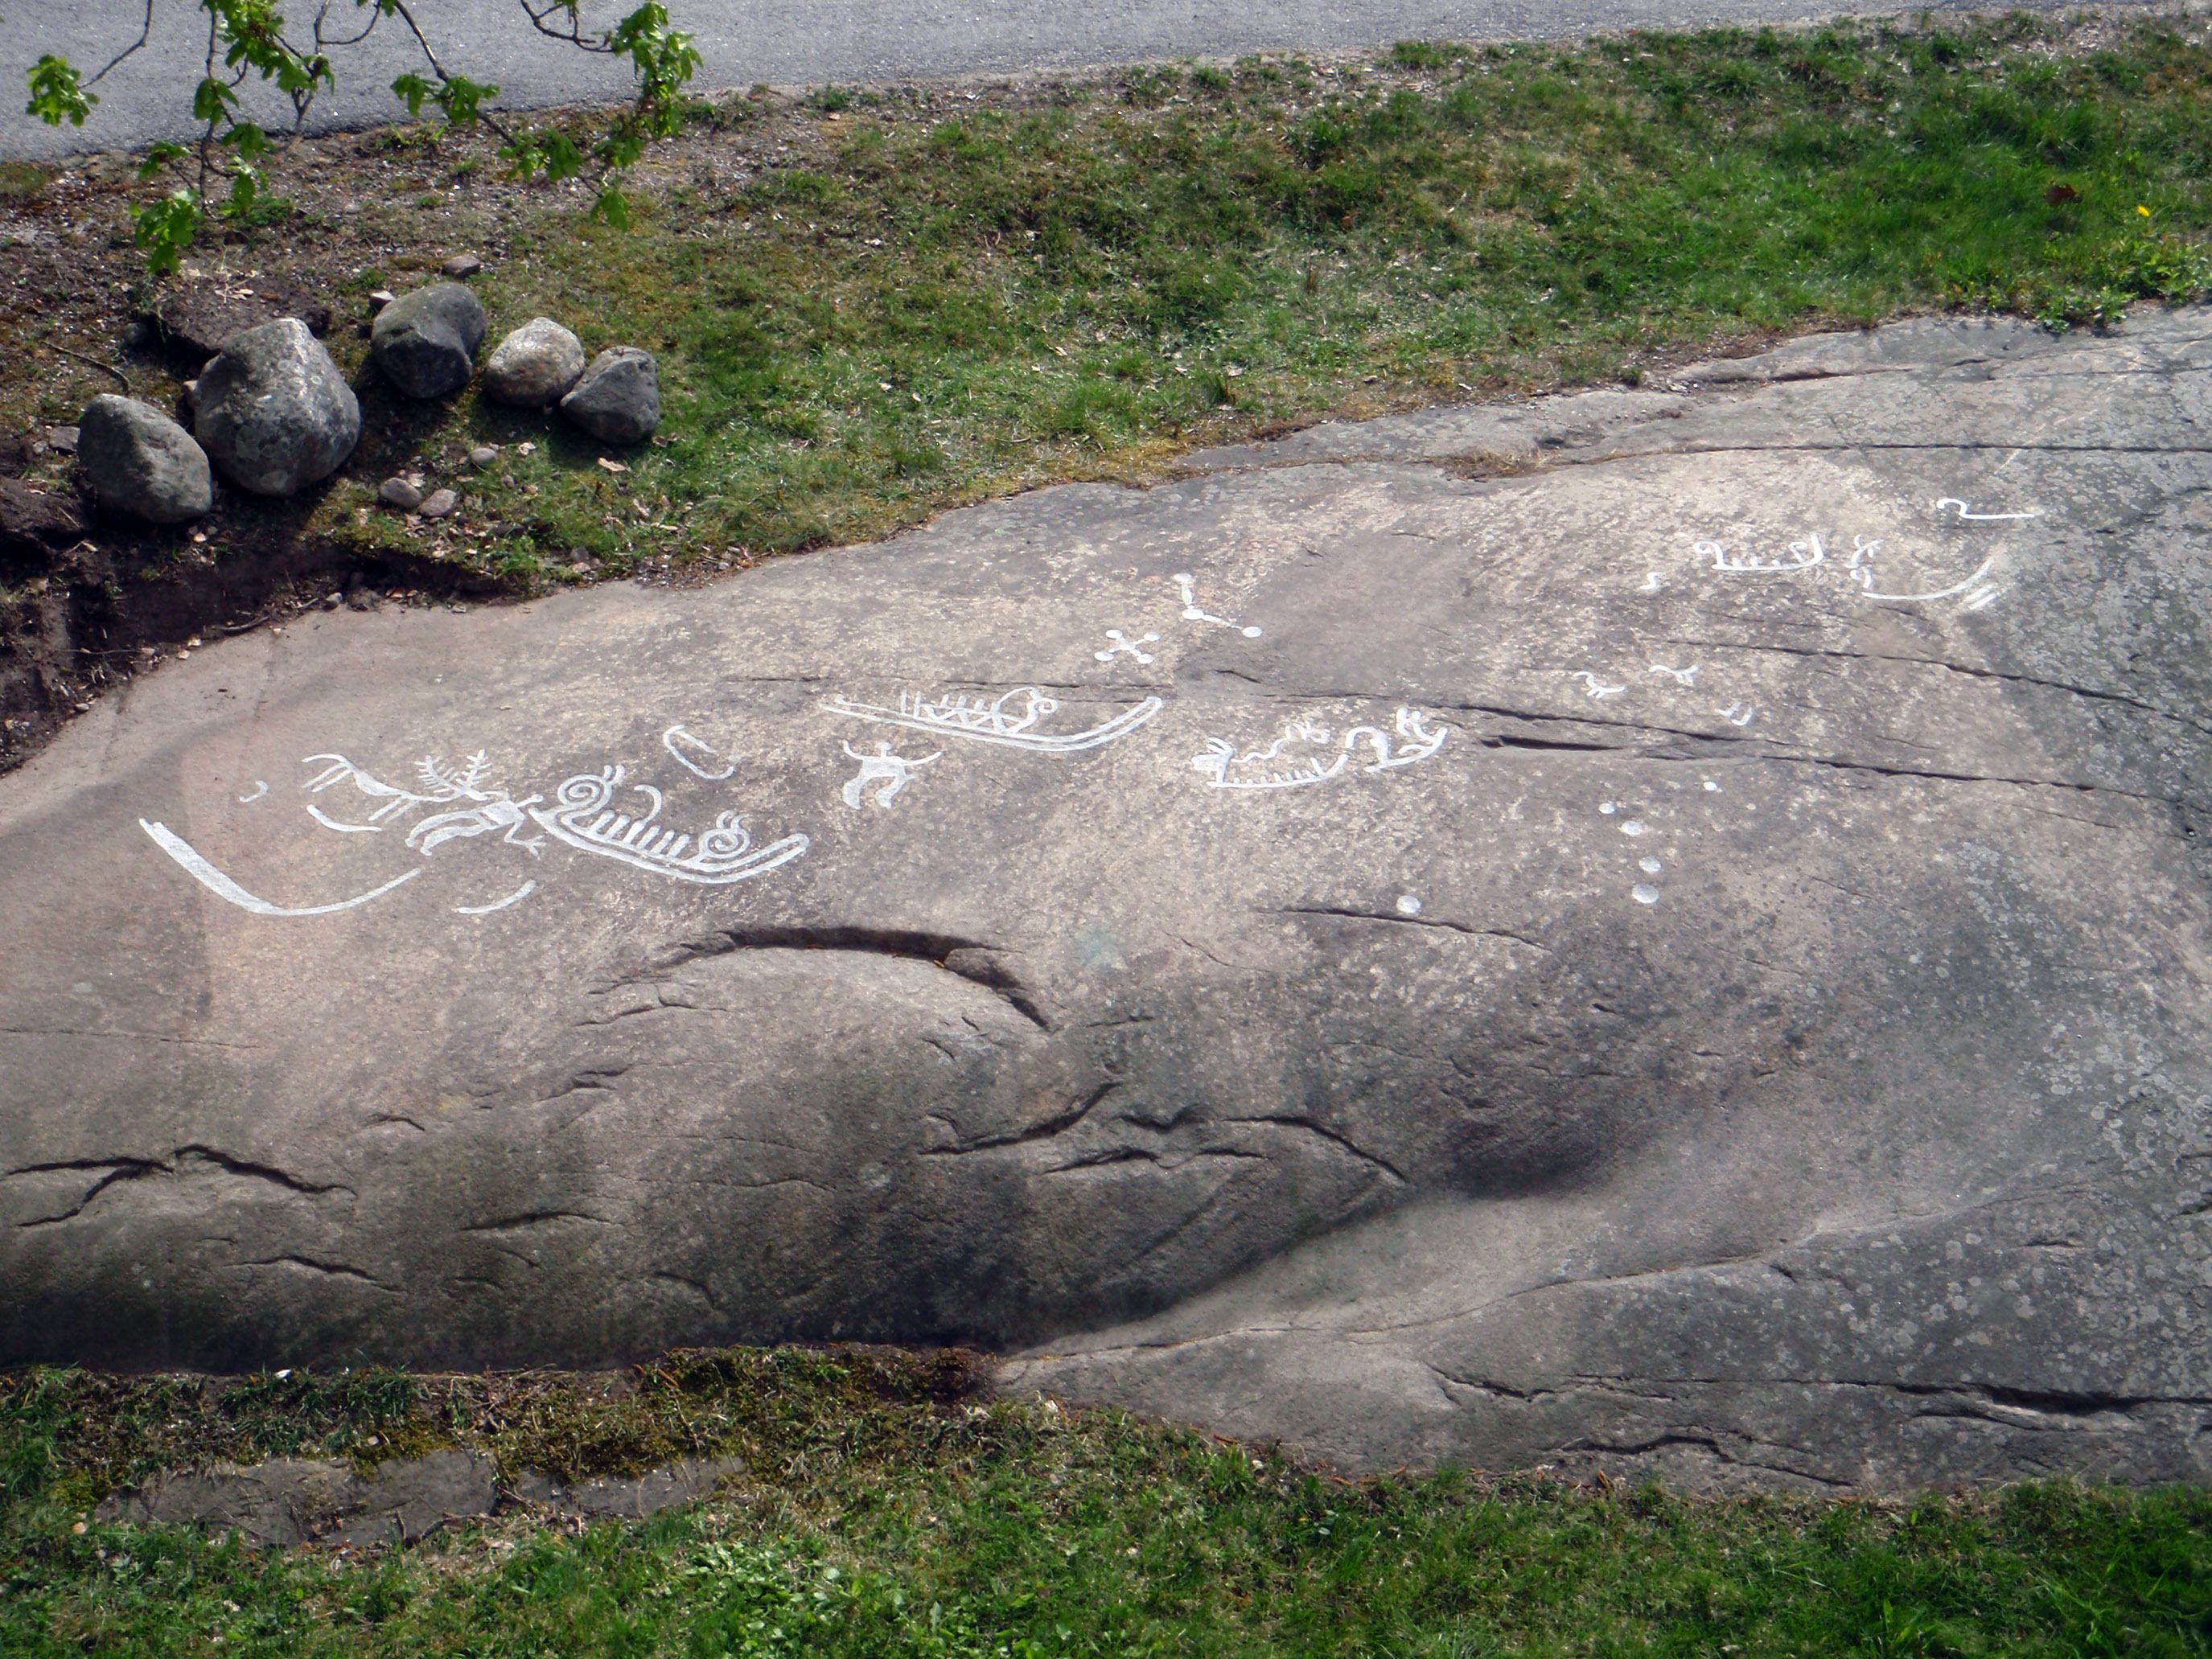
[1480,732,1626,754]
[236,1255,395,1291]
[1264,906,1549,955]
[8,1147,349,1226]
[921,1080,1124,1156]
[1795,754,2177,805]
[170,1145,354,1198]
[1661,634,2207,735]
[669,925,1052,1031]
[462,1210,613,1233]
[1220,1115,1410,1185]
[6,1159,165,1227]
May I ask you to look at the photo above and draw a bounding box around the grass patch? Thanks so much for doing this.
[2,1354,2210,1655]
[7,14,2212,602]
[377,9,2212,585]
[0,161,54,203]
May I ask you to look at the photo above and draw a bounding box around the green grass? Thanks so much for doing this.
[10,14,2212,605]
[352,9,2212,589]
[2,1353,2210,1655]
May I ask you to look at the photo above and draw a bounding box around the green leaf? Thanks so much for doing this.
[191,76,240,124]
[25,55,95,128]
[129,188,203,277]
[138,141,190,182]
[224,121,272,162]
[434,73,499,126]
[223,167,262,219]
[391,71,434,117]
[590,183,633,229]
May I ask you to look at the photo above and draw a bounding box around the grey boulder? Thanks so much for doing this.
[560,346,660,444]
[191,318,360,497]
[369,282,489,401]
[483,318,586,409]
[76,395,212,524]
[9,309,2212,1493]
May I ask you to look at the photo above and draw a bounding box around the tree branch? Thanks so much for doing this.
[84,0,158,88]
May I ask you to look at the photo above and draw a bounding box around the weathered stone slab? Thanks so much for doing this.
[508,1455,744,1518]
[9,307,2212,1489]
[97,1449,496,1546]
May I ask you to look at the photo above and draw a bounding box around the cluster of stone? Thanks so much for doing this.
[373,282,660,446]
[75,316,360,523]
[72,257,659,529]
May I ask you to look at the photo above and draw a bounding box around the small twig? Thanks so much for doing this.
[50,343,130,392]
[83,0,156,88]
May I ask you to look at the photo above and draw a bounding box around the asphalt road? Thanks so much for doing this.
[5,0,2167,162]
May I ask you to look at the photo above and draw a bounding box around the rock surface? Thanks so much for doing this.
[508,1456,744,1519]
[76,395,212,524]
[483,318,586,409]
[94,1448,736,1545]
[369,282,489,401]
[7,310,2212,1490]
[560,345,660,443]
[97,1449,497,1547]
[191,318,360,497]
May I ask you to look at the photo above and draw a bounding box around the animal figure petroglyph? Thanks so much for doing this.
[840,741,942,809]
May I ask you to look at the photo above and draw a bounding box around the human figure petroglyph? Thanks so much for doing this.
[1096,630,1160,665]
[1172,572,1262,637]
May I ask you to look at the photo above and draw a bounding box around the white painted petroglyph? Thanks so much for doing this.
[1192,708,1449,791]
[306,805,382,834]
[841,741,941,809]
[454,880,537,915]
[1632,883,1660,905]
[1396,894,1422,915]
[139,819,424,917]
[1620,819,1647,837]
[1703,779,1721,791]
[823,687,1162,754]
[1699,534,1824,573]
[1853,557,1997,605]
[382,755,546,856]
[1600,802,1617,815]
[237,780,268,803]
[1696,519,2008,610]
[1346,707,1450,772]
[526,766,808,885]
[1640,856,1663,874]
[1569,671,1626,700]
[1648,664,1700,686]
[150,743,808,920]
[663,725,740,781]
[1096,630,1160,665]
[1641,570,1663,593]
[1717,702,1757,727]
[1192,719,1346,790]
[1936,497,2040,522]
[302,753,441,825]
[1173,573,1262,637]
